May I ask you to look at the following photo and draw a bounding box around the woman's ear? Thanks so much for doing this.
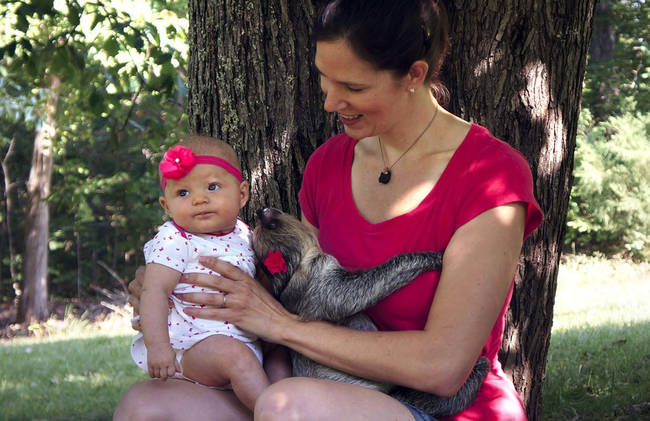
[406,60,429,91]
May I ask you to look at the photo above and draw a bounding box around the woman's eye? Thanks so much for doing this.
[178,190,189,197]
[346,85,364,92]
[208,183,220,191]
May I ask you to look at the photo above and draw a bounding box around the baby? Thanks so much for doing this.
[130,135,269,410]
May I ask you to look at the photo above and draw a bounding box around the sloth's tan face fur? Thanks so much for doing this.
[252,208,320,282]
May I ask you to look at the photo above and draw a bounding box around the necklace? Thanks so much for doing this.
[377,107,438,184]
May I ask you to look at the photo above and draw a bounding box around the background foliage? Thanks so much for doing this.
[0,0,648,306]
[0,0,189,302]
[567,110,650,260]
[566,0,650,260]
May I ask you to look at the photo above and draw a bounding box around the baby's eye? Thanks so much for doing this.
[208,183,220,191]
[178,189,189,197]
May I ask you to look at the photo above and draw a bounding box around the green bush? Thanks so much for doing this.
[566,110,650,260]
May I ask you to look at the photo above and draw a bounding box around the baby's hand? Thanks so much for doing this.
[146,344,180,381]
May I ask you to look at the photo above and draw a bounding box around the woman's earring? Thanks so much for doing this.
[409,87,415,94]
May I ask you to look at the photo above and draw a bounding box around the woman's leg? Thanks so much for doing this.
[254,377,417,421]
[113,378,251,421]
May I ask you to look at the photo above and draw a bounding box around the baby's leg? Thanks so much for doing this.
[181,335,269,410]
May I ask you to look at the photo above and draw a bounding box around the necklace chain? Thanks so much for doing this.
[377,106,439,184]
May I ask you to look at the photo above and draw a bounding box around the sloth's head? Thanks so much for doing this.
[253,208,320,295]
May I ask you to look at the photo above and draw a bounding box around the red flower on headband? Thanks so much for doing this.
[264,250,287,275]
[160,145,196,180]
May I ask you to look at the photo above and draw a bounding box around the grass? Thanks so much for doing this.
[0,310,147,421]
[0,255,648,420]
[541,255,650,420]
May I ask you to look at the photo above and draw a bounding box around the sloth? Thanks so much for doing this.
[252,207,489,418]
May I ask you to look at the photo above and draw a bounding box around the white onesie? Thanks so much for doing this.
[130,219,262,376]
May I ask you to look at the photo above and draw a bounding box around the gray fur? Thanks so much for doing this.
[253,208,489,418]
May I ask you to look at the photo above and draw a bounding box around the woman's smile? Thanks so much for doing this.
[338,113,363,125]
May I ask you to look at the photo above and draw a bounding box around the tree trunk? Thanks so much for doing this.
[1,136,18,298]
[589,0,615,64]
[443,1,595,419]
[187,1,596,419]
[18,74,61,324]
[187,0,333,222]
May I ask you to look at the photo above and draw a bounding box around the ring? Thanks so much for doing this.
[222,294,227,308]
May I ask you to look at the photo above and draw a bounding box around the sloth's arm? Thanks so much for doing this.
[299,251,442,321]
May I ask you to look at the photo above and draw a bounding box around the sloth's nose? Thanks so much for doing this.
[256,207,281,229]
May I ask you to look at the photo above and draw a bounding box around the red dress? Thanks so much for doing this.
[298,124,543,420]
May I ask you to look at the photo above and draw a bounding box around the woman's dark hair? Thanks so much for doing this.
[313,0,450,99]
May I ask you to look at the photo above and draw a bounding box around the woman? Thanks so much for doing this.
[115,0,543,420]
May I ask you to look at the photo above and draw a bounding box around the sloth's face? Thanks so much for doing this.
[252,208,316,292]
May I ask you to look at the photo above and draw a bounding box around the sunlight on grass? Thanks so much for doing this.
[542,255,650,421]
[1,256,648,420]
[5,308,134,346]
[553,255,650,330]
[0,310,147,421]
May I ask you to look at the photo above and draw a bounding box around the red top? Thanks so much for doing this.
[298,124,543,420]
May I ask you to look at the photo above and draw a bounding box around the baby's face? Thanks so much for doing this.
[159,163,248,235]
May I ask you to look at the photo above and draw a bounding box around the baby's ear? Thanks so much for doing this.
[159,196,170,214]
[239,180,250,208]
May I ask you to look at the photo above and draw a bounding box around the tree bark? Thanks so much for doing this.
[18,74,61,324]
[187,0,334,222]
[589,0,615,64]
[187,1,596,419]
[443,1,595,419]
[1,136,18,296]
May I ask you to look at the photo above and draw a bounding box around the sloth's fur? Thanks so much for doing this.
[252,208,489,418]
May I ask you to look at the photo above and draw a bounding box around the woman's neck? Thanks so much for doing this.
[377,92,441,156]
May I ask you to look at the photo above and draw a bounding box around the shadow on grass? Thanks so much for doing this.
[1,320,648,421]
[0,334,147,421]
[542,320,650,420]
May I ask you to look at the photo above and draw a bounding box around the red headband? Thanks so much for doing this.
[159,145,242,191]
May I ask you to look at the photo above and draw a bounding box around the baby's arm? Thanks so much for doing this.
[140,263,182,381]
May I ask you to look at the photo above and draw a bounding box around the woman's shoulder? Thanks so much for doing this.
[309,133,356,162]
[460,124,532,173]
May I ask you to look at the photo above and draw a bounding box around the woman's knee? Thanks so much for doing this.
[114,382,170,421]
[254,378,314,421]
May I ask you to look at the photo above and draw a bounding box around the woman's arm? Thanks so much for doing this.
[290,204,525,395]
[182,203,525,396]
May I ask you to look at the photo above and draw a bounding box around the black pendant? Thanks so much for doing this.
[379,169,391,184]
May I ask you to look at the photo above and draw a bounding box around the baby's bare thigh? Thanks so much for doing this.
[181,335,260,387]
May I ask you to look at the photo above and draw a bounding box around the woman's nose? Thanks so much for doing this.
[323,86,344,113]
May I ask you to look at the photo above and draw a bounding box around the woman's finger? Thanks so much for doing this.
[199,256,251,282]
[181,257,254,293]
[184,306,230,321]
[178,291,230,307]
[129,266,145,296]
[179,273,232,293]
[127,295,140,311]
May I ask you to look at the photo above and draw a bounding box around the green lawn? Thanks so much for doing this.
[541,255,650,420]
[0,313,147,421]
[1,255,648,420]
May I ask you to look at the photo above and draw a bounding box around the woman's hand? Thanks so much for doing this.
[128,266,145,331]
[177,256,299,343]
